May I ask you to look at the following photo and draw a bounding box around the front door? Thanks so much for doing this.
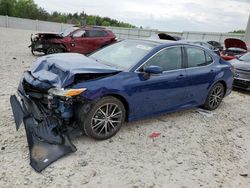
[69,29,88,53]
[128,46,190,118]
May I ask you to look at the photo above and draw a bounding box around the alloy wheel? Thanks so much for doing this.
[91,103,122,136]
[209,85,224,109]
[47,47,62,54]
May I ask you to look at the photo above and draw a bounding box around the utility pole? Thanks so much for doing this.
[244,14,250,43]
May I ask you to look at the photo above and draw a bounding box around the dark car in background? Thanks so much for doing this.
[11,39,233,172]
[29,26,116,55]
[207,40,223,51]
[220,38,248,61]
[229,52,250,90]
[150,33,183,41]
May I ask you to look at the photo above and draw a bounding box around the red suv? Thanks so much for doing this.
[30,26,116,55]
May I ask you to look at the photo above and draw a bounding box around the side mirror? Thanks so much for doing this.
[144,65,163,74]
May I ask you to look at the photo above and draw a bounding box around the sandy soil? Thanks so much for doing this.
[0,27,250,188]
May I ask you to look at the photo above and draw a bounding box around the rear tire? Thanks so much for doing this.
[78,96,125,140]
[202,82,225,110]
[46,45,63,54]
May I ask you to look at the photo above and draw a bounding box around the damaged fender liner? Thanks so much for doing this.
[10,93,78,172]
[24,116,76,172]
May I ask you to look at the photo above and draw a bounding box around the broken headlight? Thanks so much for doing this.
[48,88,87,97]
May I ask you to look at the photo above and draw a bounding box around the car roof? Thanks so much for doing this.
[132,38,180,45]
[79,26,107,30]
[180,39,209,43]
[128,38,202,49]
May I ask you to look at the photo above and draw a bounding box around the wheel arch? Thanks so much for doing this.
[102,93,130,121]
[52,43,67,52]
[218,80,227,96]
[203,80,227,105]
[213,80,227,97]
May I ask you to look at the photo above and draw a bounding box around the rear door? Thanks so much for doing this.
[83,30,109,53]
[184,46,217,105]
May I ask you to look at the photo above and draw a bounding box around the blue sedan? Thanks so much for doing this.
[10,39,234,171]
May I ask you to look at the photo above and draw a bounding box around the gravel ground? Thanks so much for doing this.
[0,27,250,188]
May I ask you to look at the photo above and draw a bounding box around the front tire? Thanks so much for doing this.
[46,45,63,54]
[202,82,225,110]
[78,96,125,140]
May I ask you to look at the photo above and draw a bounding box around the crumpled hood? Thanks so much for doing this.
[29,53,120,88]
[224,38,247,50]
[36,32,63,39]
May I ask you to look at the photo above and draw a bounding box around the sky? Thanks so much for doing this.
[34,0,250,32]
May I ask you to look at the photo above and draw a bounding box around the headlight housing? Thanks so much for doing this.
[48,88,87,97]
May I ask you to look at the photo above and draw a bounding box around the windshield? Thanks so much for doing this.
[239,52,250,62]
[89,40,156,70]
[60,27,79,37]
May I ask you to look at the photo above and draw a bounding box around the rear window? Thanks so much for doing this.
[186,47,213,67]
[86,30,107,37]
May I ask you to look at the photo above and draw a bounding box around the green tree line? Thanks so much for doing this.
[0,0,136,28]
[229,30,245,34]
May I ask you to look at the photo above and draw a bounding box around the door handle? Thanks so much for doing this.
[176,74,184,80]
[210,69,215,73]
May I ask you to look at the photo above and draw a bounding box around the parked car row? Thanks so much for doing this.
[149,33,249,90]
[29,26,248,63]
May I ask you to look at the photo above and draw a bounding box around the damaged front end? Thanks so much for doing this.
[10,75,85,172]
[29,33,63,55]
[10,53,121,172]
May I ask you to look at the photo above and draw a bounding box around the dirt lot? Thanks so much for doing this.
[0,27,250,188]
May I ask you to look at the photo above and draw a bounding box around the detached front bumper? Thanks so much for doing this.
[10,83,80,172]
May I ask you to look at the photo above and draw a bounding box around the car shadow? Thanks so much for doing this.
[233,88,250,95]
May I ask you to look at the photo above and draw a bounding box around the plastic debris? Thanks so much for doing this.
[196,108,216,118]
[239,173,248,177]
[149,132,161,139]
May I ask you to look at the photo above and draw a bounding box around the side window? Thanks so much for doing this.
[72,30,86,37]
[143,47,182,72]
[186,47,213,67]
[86,30,107,37]
[205,52,213,64]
